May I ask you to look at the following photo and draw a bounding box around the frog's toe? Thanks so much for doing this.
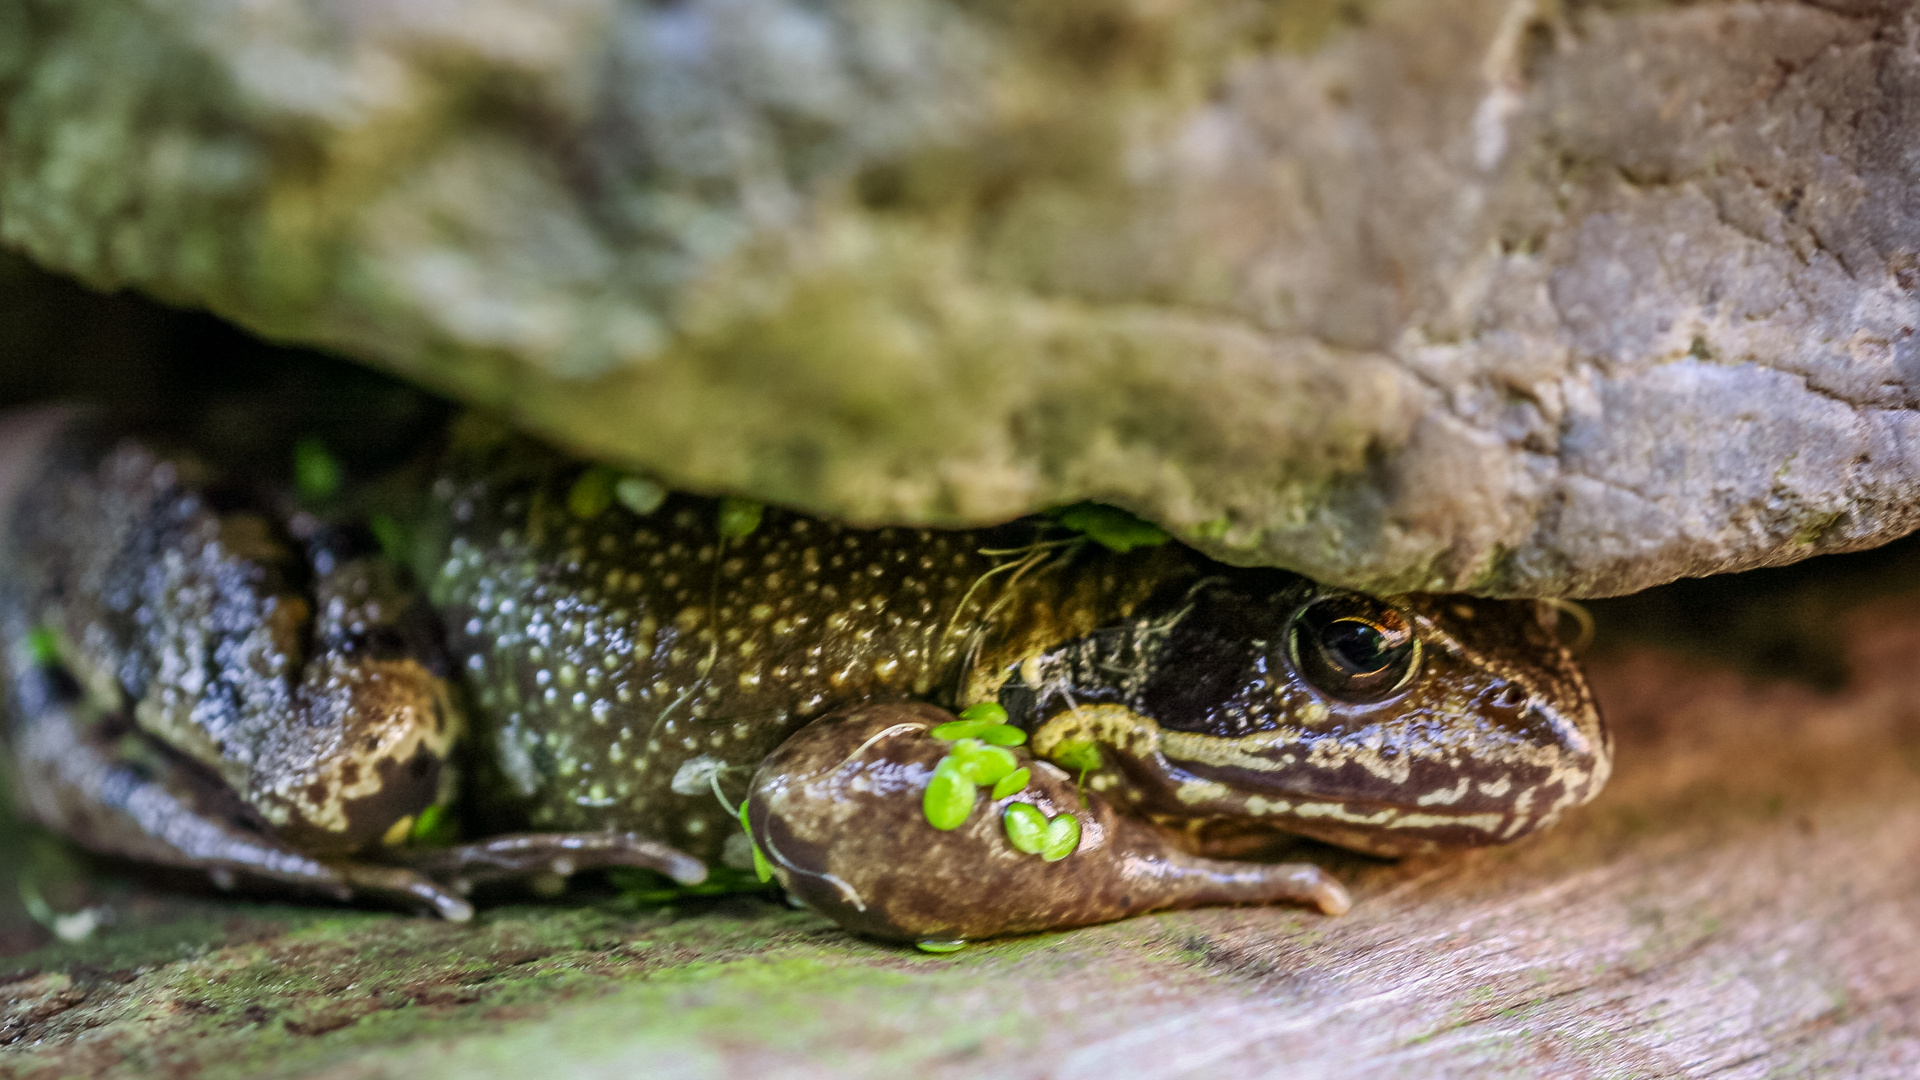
[334,863,475,921]
[394,831,707,892]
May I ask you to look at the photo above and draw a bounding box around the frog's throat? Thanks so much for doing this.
[1029,703,1608,856]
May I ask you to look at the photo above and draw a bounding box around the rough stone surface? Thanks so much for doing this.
[5,542,1920,1077]
[7,2,1920,596]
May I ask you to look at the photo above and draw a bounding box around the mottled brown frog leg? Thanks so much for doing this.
[6,670,475,920]
[745,702,1351,944]
[389,831,706,892]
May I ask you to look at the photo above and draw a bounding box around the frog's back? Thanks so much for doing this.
[426,443,1176,864]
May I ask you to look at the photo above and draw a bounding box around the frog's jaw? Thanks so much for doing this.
[1151,694,1611,858]
[1033,694,1609,859]
[252,658,462,855]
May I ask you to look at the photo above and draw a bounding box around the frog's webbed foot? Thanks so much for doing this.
[388,831,706,893]
[7,671,475,920]
[744,702,1350,944]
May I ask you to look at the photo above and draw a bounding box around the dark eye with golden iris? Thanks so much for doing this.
[1288,595,1423,703]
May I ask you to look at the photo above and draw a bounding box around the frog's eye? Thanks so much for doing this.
[1289,596,1422,703]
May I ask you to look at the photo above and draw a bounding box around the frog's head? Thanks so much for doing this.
[1025,579,1608,857]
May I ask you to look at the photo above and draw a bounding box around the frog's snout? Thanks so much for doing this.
[261,658,463,855]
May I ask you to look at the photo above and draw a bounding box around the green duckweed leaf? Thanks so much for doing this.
[946,738,1018,786]
[923,758,978,830]
[931,718,997,741]
[991,767,1031,800]
[1049,739,1103,775]
[980,724,1026,747]
[938,706,1026,746]
[293,436,343,504]
[1003,802,1048,854]
[956,702,1009,725]
[718,497,764,540]
[614,475,667,515]
[916,940,966,954]
[1040,813,1082,862]
[568,465,618,519]
[1048,502,1170,553]
[931,718,1026,746]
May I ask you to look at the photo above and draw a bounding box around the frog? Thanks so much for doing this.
[0,407,1609,944]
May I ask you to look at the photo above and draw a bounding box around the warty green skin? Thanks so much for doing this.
[0,414,1610,942]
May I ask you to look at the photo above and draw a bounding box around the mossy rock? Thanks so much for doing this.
[4,1,1920,596]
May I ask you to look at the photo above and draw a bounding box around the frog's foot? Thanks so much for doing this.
[7,673,476,920]
[390,832,706,893]
[743,702,1351,944]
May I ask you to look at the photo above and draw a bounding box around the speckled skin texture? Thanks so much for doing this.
[427,431,1189,870]
[0,414,1610,940]
[2,420,458,856]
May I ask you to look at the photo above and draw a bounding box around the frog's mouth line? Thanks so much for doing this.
[1028,702,1604,854]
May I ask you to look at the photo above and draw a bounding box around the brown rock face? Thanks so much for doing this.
[3,1,1920,596]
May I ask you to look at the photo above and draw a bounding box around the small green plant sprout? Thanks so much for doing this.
[293,436,343,504]
[611,865,774,907]
[718,496,764,540]
[615,474,667,515]
[1192,516,1232,541]
[1003,802,1082,861]
[24,626,60,668]
[568,465,620,519]
[738,799,774,882]
[991,767,1031,800]
[1048,738,1103,776]
[368,512,411,566]
[1048,502,1170,553]
[407,803,459,846]
[916,940,966,954]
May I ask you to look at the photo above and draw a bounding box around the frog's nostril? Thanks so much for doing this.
[1492,685,1527,710]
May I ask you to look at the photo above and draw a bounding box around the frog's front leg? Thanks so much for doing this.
[6,664,478,919]
[744,703,1349,944]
